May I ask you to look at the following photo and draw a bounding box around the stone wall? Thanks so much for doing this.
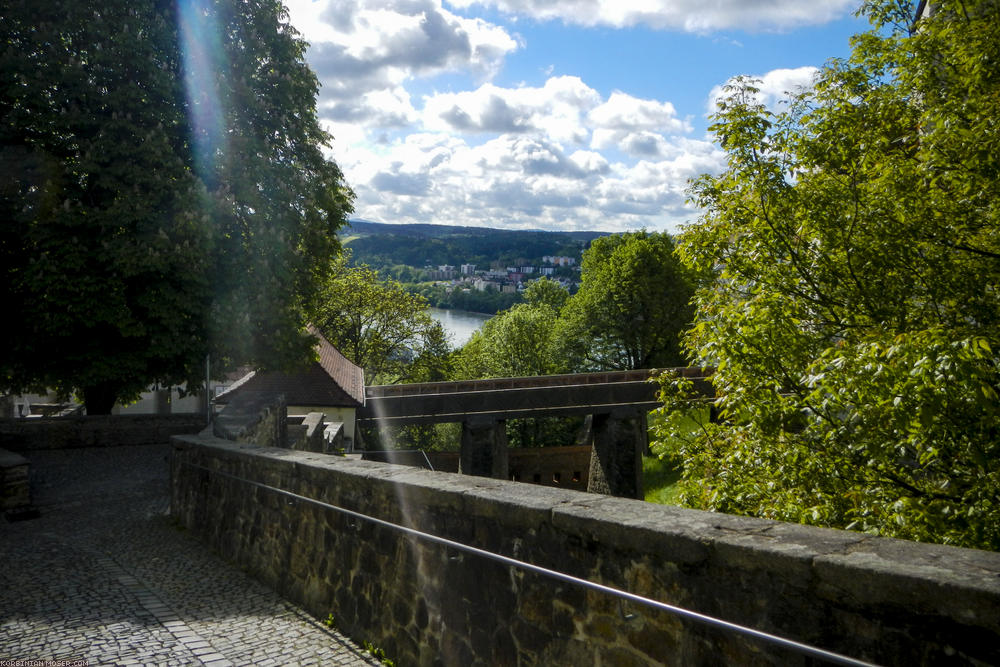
[170,434,1000,666]
[296,413,327,453]
[0,414,206,451]
[508,445,590,491]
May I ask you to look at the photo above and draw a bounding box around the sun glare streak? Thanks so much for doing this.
[368,400,443,627]
[177,0,227,184]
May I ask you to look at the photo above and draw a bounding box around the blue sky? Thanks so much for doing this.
[283,0,869,232]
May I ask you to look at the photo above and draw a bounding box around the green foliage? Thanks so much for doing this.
[448,233,695,447]
[0,0,350,412]
[555,231,696,371]
[453,303,562,380]
[523,276,570,311]
[642,455,684,505]
[450,279,578,448]
[311,254,450,385]
[660,0,1000,550]
[362,641,395,666]
[451,235,695,379]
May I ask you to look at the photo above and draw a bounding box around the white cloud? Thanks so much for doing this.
[589,92,690,133]
[587,93,691,157]
[285,0,519,125]
[446,0,859,32]
[423,76,601,144]
[282,1,742,232]
[338,129,724,231]
[319,86,418,127]
[707,66,819,115]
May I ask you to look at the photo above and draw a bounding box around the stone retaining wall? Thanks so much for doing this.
[0,414,206,451]
[170,434,1000,666]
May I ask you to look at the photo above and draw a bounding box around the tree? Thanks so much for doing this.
[453,303,561,381]
[0,0,351,413]
[555,231,695,372]
[522,276,570,311]
[451,280,577,448]
[655,0,1000,549]
[311,254,447,385]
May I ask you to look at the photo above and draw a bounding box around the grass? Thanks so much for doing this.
[643,405,710,506]
[643,454,684,505]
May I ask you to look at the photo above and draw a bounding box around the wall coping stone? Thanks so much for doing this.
[0,414,206,451]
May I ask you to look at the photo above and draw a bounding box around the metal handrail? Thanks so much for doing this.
[180,460,878,667]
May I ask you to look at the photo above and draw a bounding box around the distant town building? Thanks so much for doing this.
[543,255,576,266]
[474,279,500,292]
[427,267,456,280]
[460,264,476,275]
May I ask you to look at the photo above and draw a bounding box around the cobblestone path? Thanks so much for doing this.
[0,444,380,667]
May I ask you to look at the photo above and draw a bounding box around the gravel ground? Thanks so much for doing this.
[0,444,379,667]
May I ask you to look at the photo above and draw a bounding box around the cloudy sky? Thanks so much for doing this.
[283,0,867,232]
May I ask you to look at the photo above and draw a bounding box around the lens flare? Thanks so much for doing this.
[176,0,227,184]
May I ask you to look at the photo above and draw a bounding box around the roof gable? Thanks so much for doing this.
[216,327,365,408]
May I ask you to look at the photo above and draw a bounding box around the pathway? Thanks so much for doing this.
[0,444,379,667]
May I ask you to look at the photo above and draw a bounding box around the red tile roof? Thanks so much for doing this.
[215,327,365,408]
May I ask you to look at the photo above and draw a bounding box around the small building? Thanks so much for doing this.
[474,279,500,292]
[214,326,365,450]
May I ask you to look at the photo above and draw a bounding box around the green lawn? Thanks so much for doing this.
[643,405,710,506]
[643,454,684,505]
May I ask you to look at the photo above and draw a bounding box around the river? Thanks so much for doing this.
[428,307,491,348]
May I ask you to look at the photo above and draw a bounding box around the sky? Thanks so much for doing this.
[282,0,869,233]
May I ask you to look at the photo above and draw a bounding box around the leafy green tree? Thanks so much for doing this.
[451,282,578,448]
[0,0,350,413]
[656,0,1000,549]
[408,321,453,384]
[523,277,570,311]
[453,303,560,380]
[312,254,447,385]
[555,231,695,372]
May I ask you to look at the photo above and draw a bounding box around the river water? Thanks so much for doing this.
[428,307,491,348]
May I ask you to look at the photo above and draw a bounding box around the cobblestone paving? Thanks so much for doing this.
[0,444,380,667]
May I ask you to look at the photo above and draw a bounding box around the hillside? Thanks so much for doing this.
[341,220,609,269]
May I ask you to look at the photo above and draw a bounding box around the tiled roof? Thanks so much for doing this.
[215,327,365,408]
[308,324,366,405]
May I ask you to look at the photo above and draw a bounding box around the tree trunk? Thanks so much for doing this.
[81,382,118,415]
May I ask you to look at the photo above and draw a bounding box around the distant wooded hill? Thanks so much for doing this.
[341,220,609,269]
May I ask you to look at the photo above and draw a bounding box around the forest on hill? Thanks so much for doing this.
[341,220,608,269]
